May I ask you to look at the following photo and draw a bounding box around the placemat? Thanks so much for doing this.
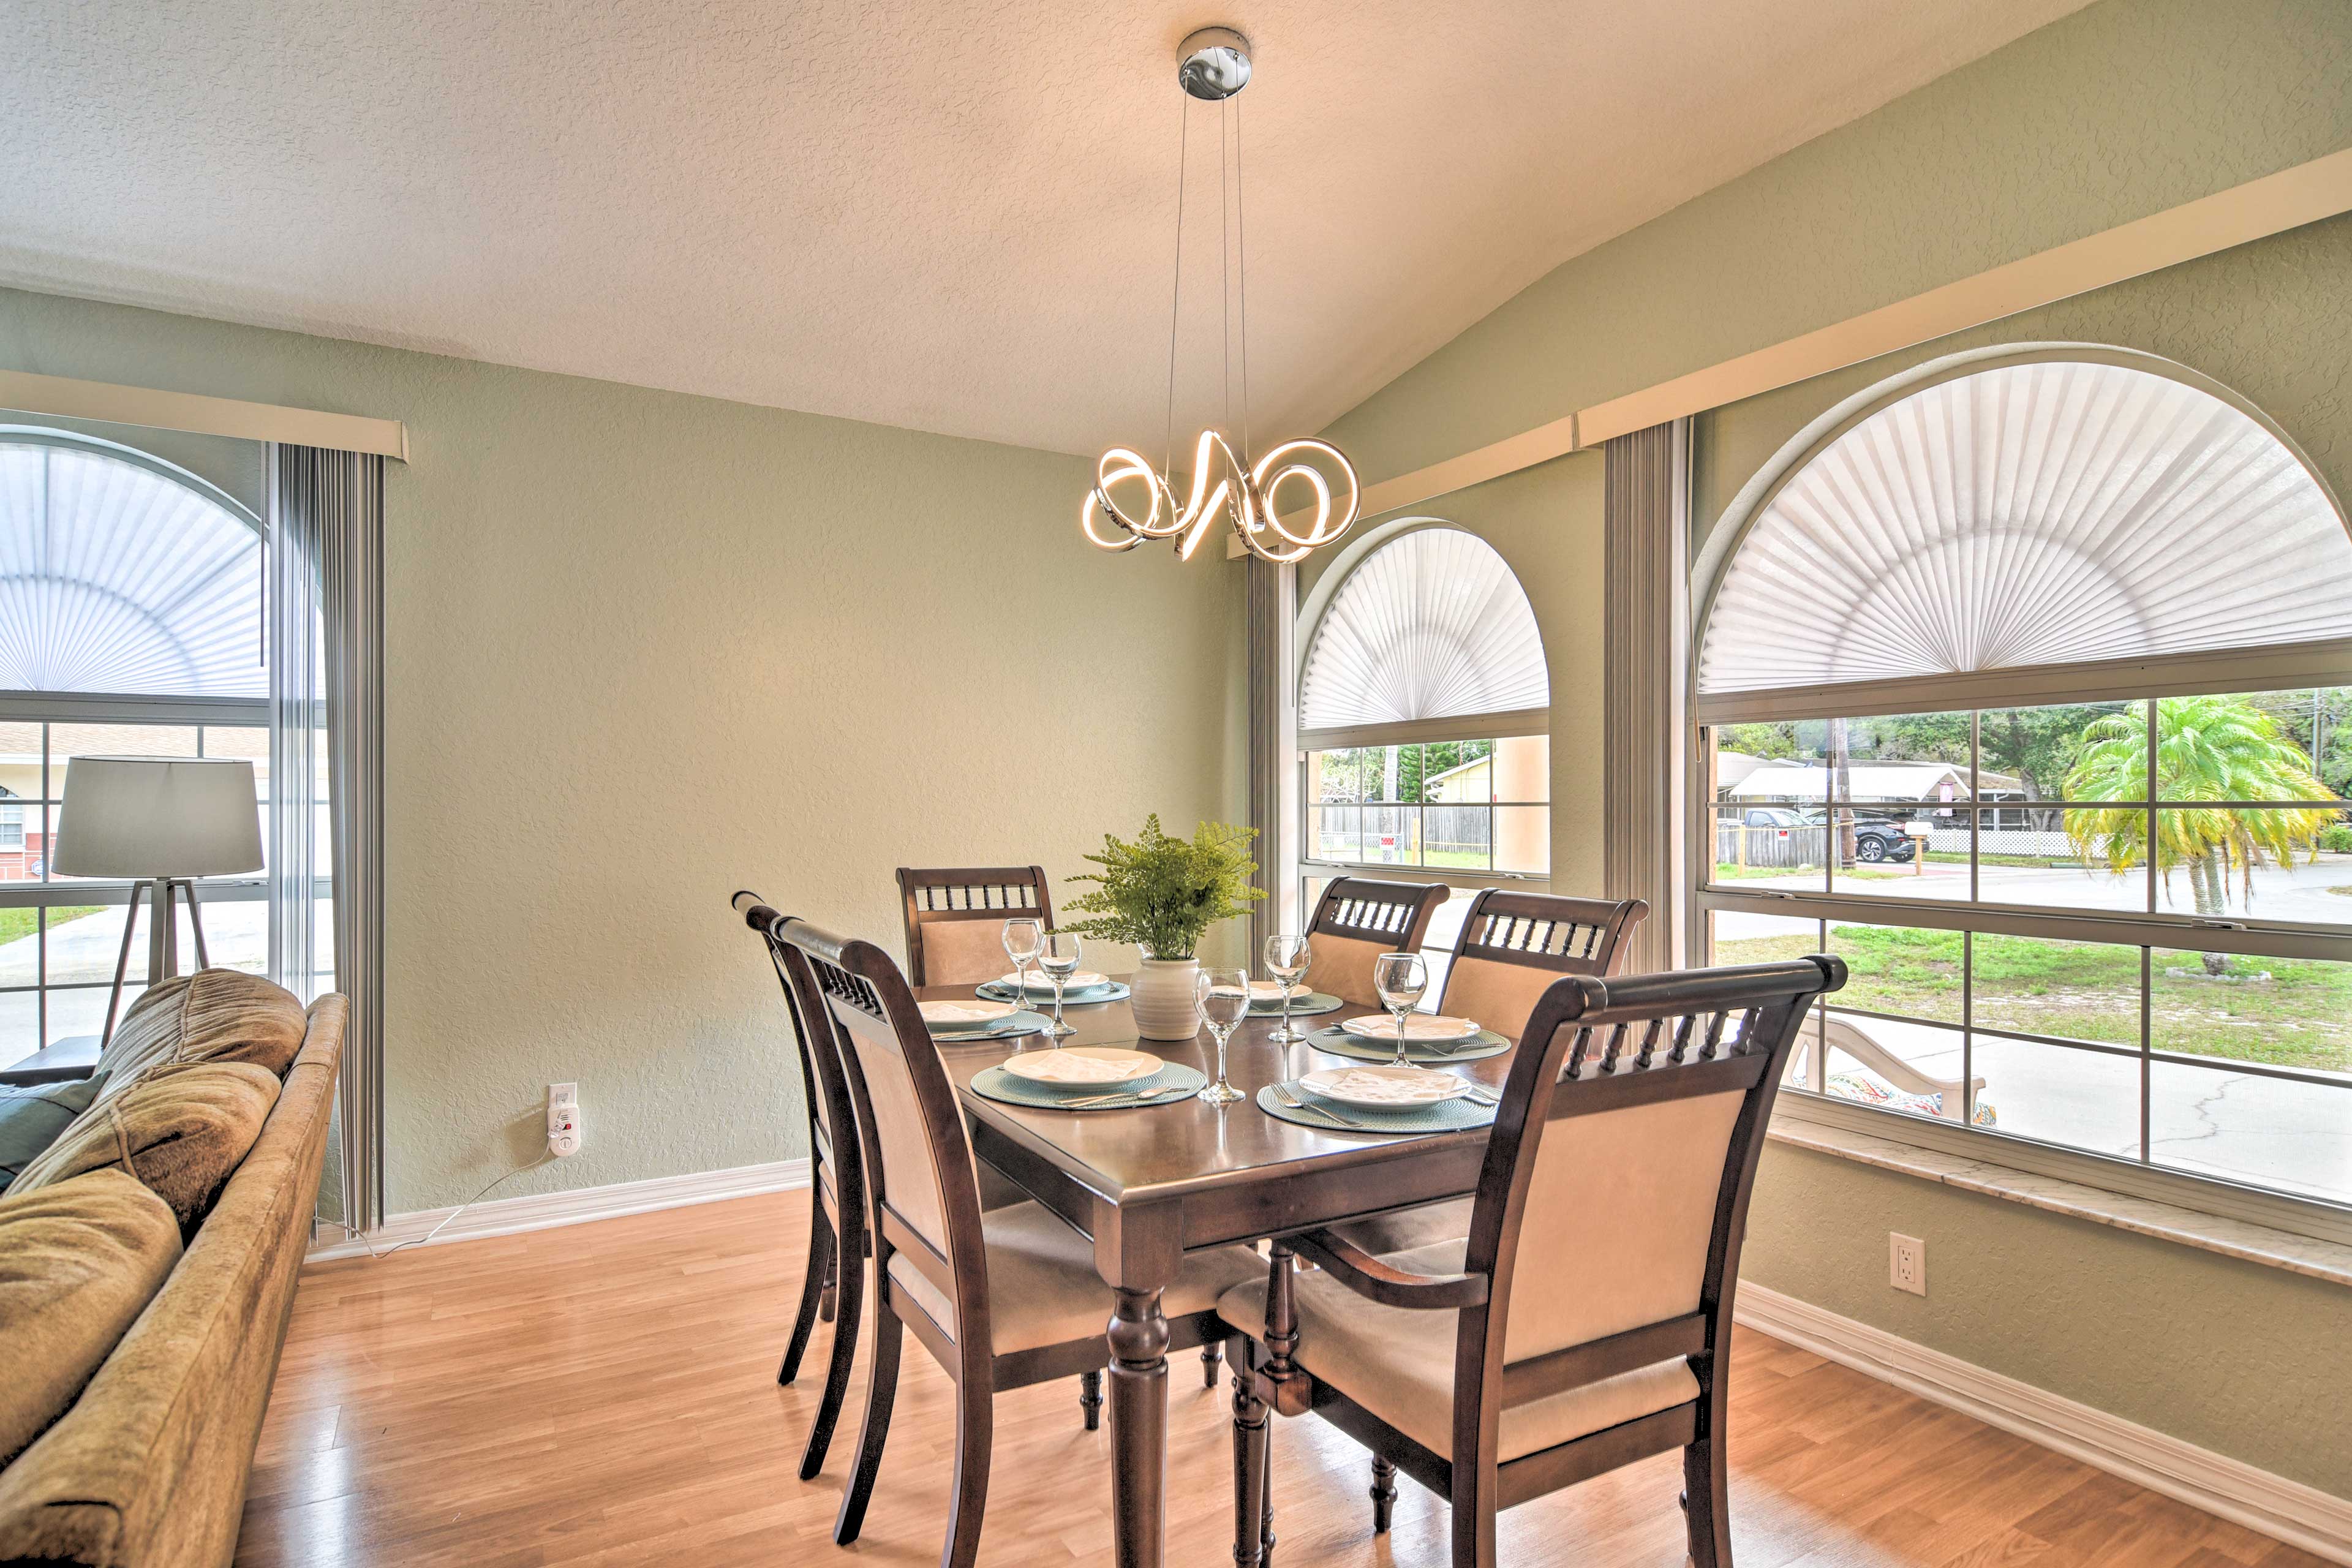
[970,1061,1208,1110]
[974,981,1133,1004]
[1305,1025,1511,1064]
[1249,991,1345,1019]
[929,1010,1052,1042]
[1254,1079,1497,1134]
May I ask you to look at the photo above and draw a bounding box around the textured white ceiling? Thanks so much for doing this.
[0,1,2089,456]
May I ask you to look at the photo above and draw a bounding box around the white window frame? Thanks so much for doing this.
[1691,346,2352,1247]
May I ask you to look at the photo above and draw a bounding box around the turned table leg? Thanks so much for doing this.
[1108,1285,1170,1568]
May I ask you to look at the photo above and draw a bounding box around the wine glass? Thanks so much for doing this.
[1263,934,1311,1044]
[1000,918,1044,1015]
[1195,966,1251,1104]
[1371,951,1428,1069]
[1039,930,1084,1039]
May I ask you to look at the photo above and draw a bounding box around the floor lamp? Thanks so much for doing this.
[51,756,266,1049]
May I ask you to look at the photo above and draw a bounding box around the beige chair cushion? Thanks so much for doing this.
[1306,932,1401,1011]
[1332,1197,1472,1257]
[0,1169,183,1466]
[918,918,1026,987]
[1217,1239,1698,1462]
[95,968,309,1099]
[889,1199,1264,1355]
[1438,955,1565,1039]
[9,1062,282,1231]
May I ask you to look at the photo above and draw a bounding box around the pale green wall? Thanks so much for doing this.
[1310,0,2352,1501]
[0,286,1250,1213]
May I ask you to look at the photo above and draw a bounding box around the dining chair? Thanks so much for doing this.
[733,891,868,1482]
[1304,876,1452,1009]
[1335,888,1649,1254]
[896,862,1225,1392]
[1218,955,1846,1568]
[897,864,1053,987]
[772,915,1264,1568]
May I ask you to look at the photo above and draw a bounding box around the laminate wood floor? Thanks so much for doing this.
[236,1193,2324,1568]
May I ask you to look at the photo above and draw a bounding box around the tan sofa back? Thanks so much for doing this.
[0,993,347,1568]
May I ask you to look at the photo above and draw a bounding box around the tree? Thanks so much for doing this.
[2064,694,2337,972]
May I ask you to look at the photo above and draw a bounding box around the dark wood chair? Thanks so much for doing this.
[1218,956,1846,1568]
[1303,875,1452,1010]
[773,915,1264,1568]
[1335,888,1650,1254]
[733,892,867,1482]
[897,865,1053,987]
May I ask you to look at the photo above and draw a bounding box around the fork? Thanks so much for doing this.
[1272,1084,1370,1129]
[1061,1086,1191,1109]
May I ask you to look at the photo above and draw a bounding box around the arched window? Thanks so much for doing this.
[0,430,266,1070]
[1694,349,2352,1216]
[1294,524,1551,960]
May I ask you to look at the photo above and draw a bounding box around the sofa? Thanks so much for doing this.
[0,969,347,1567]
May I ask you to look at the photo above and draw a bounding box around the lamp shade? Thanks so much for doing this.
[52,757,265,878]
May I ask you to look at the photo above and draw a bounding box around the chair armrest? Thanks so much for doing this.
[1290,1229,1490,1310]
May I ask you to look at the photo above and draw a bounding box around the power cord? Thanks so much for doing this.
[322,1154,556,1261]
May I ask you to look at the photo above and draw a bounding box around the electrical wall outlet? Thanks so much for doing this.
[547,1083,582,1158]
[1889,1232,1926,1296]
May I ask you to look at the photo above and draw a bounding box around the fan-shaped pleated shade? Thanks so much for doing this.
[1301,528,1548,733]
[0,440,262,696]
[1698,361,2352,701]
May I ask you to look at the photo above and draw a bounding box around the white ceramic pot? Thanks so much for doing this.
[1128,956,1202,1041]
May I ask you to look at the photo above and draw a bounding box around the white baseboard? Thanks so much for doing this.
[1736,1283,2352,1566]
[306,1158,811,1262]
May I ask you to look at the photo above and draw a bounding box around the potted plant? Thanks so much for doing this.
[1061,816,1265,1039]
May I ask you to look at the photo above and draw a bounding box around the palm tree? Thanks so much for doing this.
[2065,694,2337,972]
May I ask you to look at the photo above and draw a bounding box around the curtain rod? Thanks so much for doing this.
[0,368,408,461]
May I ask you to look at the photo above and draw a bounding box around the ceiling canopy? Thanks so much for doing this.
[0,439,263,698]
[1301,527,1547,738]
[1698,358,2352,707]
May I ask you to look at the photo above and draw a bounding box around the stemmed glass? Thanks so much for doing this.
[1000,918,1044,1033]
[1194,966,1250,1104]
[1371,952,1429,1069]
[1263,934,1312,1044]
[1039,931,1084,1039]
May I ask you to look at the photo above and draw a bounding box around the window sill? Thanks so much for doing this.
[1766,1117,2352,1290]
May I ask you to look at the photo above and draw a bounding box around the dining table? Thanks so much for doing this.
[923,975,1517,1568]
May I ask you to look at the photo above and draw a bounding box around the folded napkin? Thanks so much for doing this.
[1019,1050,1160,1085]
[921,1000,1014,1028]
[1307,1068,1463,1106]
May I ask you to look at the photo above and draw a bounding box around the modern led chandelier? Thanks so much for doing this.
[1080,28,1361,567]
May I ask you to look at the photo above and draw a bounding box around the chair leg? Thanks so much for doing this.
[799,1217,864,1480]
[1370,1454,1396,1534]
[834,1298,902,1544]
[1231,1352,1269,1568]
[780,1208,833,1386]
[1202,1339,1223,1389]
[1079,1370,1104,1431]
[1684,1436,1732,1568]
[1259,1405,1276,1568]
[943,1379,993,1568]
[1449,1466,1496,1568]
[819,1248,839,1322]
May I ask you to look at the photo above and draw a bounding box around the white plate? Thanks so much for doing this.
[1338,1013,1480,1044]
[920,999,1018,1029]
[995,970,1111,992]
[1248,980,1308,1002]
[1300,1065,1473,1109]
[1002,1047,1163,1086]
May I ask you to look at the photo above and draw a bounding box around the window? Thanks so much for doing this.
[0,432,271,1069]
[1694,353,2352,1221]
[1296,524,1550,976]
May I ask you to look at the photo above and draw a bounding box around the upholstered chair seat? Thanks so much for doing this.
[890,1200,1261,1355]
[1216,1239,1697,1461]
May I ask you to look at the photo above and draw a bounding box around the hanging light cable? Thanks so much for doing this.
[1080,27,1360,566]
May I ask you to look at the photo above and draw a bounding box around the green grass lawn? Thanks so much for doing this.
[0,906,102,947]
[1716,922,2351,1072]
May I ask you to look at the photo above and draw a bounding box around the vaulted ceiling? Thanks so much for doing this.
[0,1,2089,456]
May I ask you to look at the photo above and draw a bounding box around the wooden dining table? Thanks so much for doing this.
[923,978,1515,1568]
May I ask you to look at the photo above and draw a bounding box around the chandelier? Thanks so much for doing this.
[1080,28,1361,567]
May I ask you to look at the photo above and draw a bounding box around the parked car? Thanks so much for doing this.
[1735,805,1920,862]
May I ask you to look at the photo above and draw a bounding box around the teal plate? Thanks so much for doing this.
[970,1060,1208,1110]
[1306,1025,1510,1064]
[974,981,1132,1005]
[1254,1079,1496,1134]
[1248,990,1345,1019]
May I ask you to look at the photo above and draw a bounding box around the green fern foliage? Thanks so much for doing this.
[1061,815,1265,960]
